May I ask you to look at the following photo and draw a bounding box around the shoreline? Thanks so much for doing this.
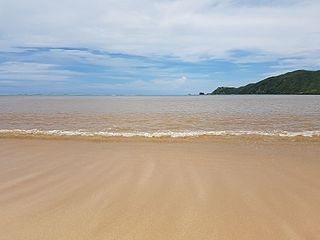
[1,129,320,143]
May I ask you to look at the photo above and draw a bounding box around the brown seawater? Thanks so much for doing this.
[0,95,319,138]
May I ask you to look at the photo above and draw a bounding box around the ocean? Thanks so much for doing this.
[0,95,319,139]
[1,95,320,239]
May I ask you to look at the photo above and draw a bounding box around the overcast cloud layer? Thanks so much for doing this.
[0,0,319,94]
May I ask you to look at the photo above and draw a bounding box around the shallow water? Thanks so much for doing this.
[0,95,319,138]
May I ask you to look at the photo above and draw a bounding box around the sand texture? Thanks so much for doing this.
[1,138,320,240]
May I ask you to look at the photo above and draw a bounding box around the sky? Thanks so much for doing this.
[0,0,319,95]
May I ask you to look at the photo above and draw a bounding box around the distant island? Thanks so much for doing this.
[210,70,320,95]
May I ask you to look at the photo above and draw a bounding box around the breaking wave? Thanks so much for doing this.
[1,129,320,139]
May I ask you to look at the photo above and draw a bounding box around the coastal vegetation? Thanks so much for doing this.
[211,70,320,94]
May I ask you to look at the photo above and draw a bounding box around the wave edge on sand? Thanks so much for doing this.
[1,129,320,140]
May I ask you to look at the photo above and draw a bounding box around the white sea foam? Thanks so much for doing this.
[0,129,320,138]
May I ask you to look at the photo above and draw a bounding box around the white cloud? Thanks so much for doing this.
[0,0,319,62]
[0,62,79,81]
[151,75,188,88]
[89,75,189,92]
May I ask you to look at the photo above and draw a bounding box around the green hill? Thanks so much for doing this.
[211,70,320,95]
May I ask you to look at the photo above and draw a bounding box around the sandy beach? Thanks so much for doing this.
[1,137,320,239]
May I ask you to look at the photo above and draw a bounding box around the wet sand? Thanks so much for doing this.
[1,138,320,239]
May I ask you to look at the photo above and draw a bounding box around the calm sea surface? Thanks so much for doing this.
[0,96,319,138]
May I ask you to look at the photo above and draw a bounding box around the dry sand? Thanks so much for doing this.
[0,138,320,240]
